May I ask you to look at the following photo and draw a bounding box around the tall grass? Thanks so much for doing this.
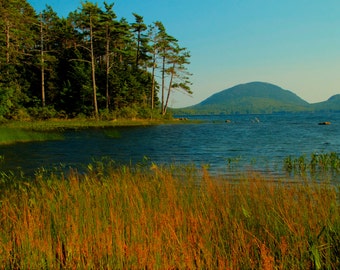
[0,162,339,269]
[284,152,340,181]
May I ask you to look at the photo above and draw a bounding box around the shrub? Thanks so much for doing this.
[12,108,31,121]
[28,106,57,120]
[117,105,138,119]
[99,109,113,120]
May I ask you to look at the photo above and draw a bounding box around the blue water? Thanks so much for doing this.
[0,112,339,178]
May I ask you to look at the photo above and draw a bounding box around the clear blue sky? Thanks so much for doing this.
[28,0,340,108]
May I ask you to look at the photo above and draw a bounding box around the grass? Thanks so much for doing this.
[1,118,194,130]
[0,161,339,269]
[0,127,64,145]
[0,118,196,145]
[284,152,340,180]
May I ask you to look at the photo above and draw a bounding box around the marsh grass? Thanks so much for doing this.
[0,127,64,145]
[0,118,193,144]
[2,118,191,131]
[284,152,340,182]
[0,162,339,269]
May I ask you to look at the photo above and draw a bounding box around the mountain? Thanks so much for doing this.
[173,82,340,115]
[311,94,340,111]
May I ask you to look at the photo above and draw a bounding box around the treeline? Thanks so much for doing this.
[0,0,192,120]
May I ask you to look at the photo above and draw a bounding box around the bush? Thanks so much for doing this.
[117,105,138,119]
[0,86,15,118]
[99,109,116,121]
[55,110,68,119]
[28,106,57,120]
[163,110,173,120]
[12,108,31,121]
[137,106,162,119]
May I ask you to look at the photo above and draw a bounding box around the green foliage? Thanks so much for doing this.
[10,108,31,121]
[136,106,159,119]
[28,106,57,120]
[0,0,190,119]
[116,105,139,119]
[0,83,31,119]
[0,87,15,117]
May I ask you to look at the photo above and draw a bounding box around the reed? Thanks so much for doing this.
[284,152,340,180]
[0,162,339,269]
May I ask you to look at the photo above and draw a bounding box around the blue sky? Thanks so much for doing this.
[28,0,340,108]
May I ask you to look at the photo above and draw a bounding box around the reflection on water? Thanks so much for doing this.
[0,112,339,179]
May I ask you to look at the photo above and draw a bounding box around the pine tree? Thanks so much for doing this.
[131,13,148,68]
[153,22,178,114]
[0,0,38,117]
[36,6,60,107]
[163,45,192,114]
[99,2,117,110]
[70,2,103,118]
[0,0,193,119]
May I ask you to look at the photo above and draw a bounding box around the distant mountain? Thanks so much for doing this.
[173,82,340,115]
[311,94,340,111]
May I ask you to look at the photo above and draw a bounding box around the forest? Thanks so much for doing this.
[0,0,192,120]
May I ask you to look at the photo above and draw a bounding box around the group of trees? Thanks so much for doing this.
[0,0,192,119]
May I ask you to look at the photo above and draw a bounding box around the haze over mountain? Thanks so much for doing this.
[173,82,340,115]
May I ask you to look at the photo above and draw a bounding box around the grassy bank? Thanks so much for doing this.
[0,163,339,269]
[0,127,64,145]
[1,118,193,130]
[0,118,192,145]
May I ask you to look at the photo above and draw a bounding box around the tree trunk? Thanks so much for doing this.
[90,16,98,118]
[136,31,141,67]
[40,15,45,107]
[163,63,175,115]
[161,53,165,114]
[105,25,110,110]
[5,21,10,64]
[151,55,156,109]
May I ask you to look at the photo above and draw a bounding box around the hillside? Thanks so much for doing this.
[311,94,340,111]
[173,82,340,115]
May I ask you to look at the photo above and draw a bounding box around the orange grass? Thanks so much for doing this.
[0,163,339,269]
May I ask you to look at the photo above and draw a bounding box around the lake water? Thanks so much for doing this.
[0,112,339,179]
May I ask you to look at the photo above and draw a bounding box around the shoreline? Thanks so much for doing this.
[0,118,199,145]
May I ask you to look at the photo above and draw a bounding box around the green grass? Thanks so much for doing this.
[0,161,339,269]
[0,127,64,145]
[0,118,196,145]
[284,152,340,179]
[2,118,195,130]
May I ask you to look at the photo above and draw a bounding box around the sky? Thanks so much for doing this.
[28,0,340,108]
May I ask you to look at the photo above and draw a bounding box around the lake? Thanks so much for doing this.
[0,112,339,179]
